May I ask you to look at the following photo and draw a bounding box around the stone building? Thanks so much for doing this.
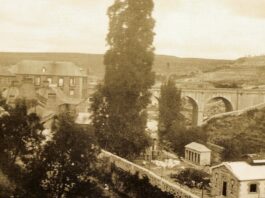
[7,60,88,98]
[184,142,211,166]
[211,161,265,198]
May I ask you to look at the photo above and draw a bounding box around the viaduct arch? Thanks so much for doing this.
[152,88,265,126]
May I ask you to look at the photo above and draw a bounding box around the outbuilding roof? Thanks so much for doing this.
[10,60,86,77]
[213,161,265,181]
[185,142,211,152]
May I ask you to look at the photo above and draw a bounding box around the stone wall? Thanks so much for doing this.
[211,165,239,198]
[100,150,200,198]
[207,142,224,165]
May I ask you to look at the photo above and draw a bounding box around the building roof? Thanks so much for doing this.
[37,86,82,106]
[185,142,211,152]
[214,161,265,181]
[0,67,15,76]
[244,153,265,160]
[10,60,87,77]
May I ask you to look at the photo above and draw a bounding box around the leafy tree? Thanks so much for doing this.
[158,79,184,140]
[104,164,174,198]
[0,98,44,187]
[216,138,245,161]
[171,168,210,189]
[91,0,155,158]
[32,112,101,197]
[166,126,207,156]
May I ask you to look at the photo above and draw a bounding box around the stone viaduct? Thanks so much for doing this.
[152,88,265,126]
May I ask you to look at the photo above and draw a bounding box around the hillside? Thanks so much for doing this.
[2,52,265,87]
[0,52,231,79]
[186,55,265,87]
[203,105,265,159]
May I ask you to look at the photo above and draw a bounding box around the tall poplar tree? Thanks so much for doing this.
[158,79,184,134]
[91,0,155,158]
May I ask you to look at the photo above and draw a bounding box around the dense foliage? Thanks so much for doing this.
[31,113,101,197]
[91,0,155,158]
[158,79,184,139]
[205,108,265,161]
[171,168,210,189]
[167,127,207,156]
[0,98,102,197]
[98,163,175,198]
[0,98,44,195]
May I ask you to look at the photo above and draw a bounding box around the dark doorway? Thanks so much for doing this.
[222,181,227,196]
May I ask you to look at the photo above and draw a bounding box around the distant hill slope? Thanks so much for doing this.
[0,52,231,78]
[183,55,265,87]
[3,52,265,87]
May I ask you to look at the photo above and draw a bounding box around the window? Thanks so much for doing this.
[231,179,234,194]
[70,89,74,96]
[215,173,218,187]
[35,77,41,86]
[58,78,64,87]
[249,184,257,193]
[69,78,75,86]
[42,67,46,73]
[47,77,52,84]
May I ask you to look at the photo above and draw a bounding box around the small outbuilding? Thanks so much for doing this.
[211,161,265,198]
[184,142,211,166]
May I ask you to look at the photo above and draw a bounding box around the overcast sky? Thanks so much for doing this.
[1,0,265,59]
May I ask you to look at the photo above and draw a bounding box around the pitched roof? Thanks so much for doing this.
[10,60,86,77]
[213,161,265,181]
[245,153,265,160]
[37,86,82,106]
[0,67,15,76]
[185,142,211,152]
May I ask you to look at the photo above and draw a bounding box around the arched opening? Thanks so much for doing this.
[203,97,233,120]
[181,96,199,126]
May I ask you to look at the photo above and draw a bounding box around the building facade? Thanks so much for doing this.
[4,60,88,98]
[211,161,265,198]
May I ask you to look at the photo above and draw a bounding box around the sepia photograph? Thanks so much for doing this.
[1,0,265,197]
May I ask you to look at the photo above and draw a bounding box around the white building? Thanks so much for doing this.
[184,142,211,166]
[211,161,265,198]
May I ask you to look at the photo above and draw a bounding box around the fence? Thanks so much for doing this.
[100,150,201,198]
